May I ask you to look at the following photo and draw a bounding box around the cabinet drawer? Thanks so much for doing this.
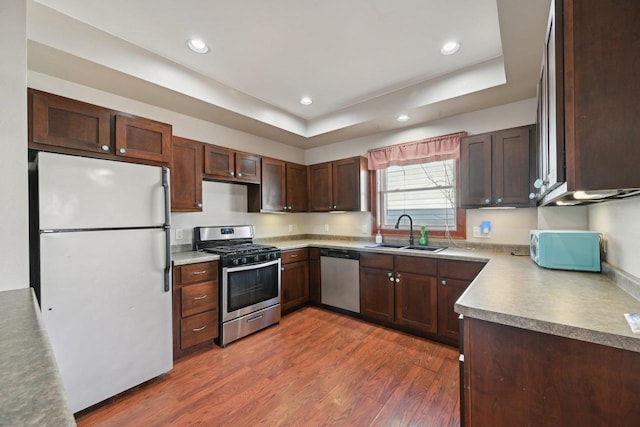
[439,260,486,281]
[281,248,308,264]
[181,310,218,349]
[360,252,393,269]
[178,262,217,285]
[395,255,437,276]
[181,282,218,317]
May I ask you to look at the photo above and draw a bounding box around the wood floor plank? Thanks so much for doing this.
[76,306,459,427]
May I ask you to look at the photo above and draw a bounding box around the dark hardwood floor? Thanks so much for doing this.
[76,307,460,426]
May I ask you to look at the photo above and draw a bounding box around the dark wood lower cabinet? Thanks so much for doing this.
[462,317,640,426]
[280,249,309,313]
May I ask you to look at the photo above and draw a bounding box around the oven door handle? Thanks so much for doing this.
[222,258,281,274]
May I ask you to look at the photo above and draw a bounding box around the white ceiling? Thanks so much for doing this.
[27,0,550,148]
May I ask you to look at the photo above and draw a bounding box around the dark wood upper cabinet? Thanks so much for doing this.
[114,114,172,164]
[536,0,640,202]
[171,136,203,212]
[460,125,535,208]
[29,89,112,155]
[249,158,308,212]
[309,157,369,212]
[28,89,172,167]
[203,144,261,184]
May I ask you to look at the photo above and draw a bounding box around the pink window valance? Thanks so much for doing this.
[367,131,467,170]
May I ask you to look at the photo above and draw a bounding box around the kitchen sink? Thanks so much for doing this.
[365,243,447,252]
[364,243,407,249]
[400,245,447,253]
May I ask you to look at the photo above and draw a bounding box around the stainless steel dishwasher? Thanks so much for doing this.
[320,248,360,314]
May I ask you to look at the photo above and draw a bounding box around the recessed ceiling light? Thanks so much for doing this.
[397,114,410,122]
[299,96,313,106]
[187,38,209,54]
[440,41,460,56]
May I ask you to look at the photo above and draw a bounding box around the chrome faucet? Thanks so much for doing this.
[394,214,414,246]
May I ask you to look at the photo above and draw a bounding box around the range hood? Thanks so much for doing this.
[539,184,640,206]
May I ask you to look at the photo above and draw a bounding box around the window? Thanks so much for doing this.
[374,160,466,239]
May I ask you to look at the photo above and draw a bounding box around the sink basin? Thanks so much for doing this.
[400,245,447,253]
[364,243,407,249]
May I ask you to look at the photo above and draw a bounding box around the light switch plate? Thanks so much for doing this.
[175,228,184,240]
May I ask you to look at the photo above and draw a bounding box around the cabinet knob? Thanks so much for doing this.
[395,278,400,283]
[533,178,548,189]
[281,267,285,271]
[230,171,235,176]
[333,205,337,209]
[119,148,126,154]
[237,173,243,177]
[441,280,447,285]
[388,272,394,281]
[497,198,503,204]
[197,203,202,208]
[101,145,109,151]
[485,198,491,204]
[529,193,536,200]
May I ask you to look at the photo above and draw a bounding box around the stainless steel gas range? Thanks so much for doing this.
[194,225,281,347]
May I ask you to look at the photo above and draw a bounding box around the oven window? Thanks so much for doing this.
[227,263,279,312]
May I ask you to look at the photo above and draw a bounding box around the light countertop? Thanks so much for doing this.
[0,288,76,426]
[174,238,640,353]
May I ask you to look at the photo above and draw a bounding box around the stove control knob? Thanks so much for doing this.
[232,259,240,266]
[241,257,247,264]
[267,253,274,260]
[254,255,260,262]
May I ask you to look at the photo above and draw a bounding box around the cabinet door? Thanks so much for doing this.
[437,277,469,341]
[115,114,172,164]
[493,127,535,206]
[308,248,321,304]
[261,157,286,211]
[460,134,492,207]
[30,89,112,155]
[332,157,362,211]
[281,260,309,312]
[234,152,261,183]
[286,162,309,212]
[309,162,332,211]
[394,271,438,335]
[360,266,394,324]
[204,144,235,179]
[171,137,203,212]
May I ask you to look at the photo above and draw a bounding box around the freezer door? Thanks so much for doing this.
[37,152,166,230]
[39,228,172,412]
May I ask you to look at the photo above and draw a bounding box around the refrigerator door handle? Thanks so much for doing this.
[162,168,171,292]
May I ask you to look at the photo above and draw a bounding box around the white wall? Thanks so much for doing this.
[27,72,305,164]
[0,2,28,291]
[588,197,640,279]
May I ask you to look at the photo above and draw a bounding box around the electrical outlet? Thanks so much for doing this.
[473,226,481,238]
[288,224,293,233]
[362,224,368,233]
[175,228,184,240]
[324,224,330,232]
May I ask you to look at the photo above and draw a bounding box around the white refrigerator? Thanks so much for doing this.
[31,152,173,413]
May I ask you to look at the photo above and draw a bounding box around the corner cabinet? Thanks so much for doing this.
[309,157,369,212]
[28,89,172,166]
[437,259,485,342]
[248,157,308,212]
[203,144,261,184]
[171,136,203,212]
[535,0,640,201]
[280,248,309,313]
[359,253,438,336]
[460,125,535,208]
[172,261,219,359]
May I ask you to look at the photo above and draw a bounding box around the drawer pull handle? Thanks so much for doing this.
[191,270,207,275]
[192,325,207,332]
[290,254,298,258]
[193,294,207,300]
[247,314,263,323]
